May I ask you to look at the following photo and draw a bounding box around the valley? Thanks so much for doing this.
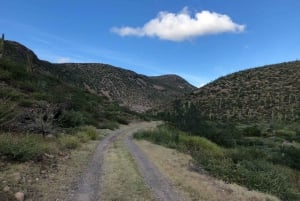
[0,38,299,201]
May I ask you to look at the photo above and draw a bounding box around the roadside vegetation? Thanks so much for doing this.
[134,124,300,201]
[136,140,279,201]
[0,125,106,200]
[0,126,102,162]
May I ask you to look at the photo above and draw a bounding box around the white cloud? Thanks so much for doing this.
[55,57,71,63]
[112,7,245,41]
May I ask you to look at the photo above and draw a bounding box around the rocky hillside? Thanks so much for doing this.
[174,61,300,122]
[4,41,195,112]
[3,40,195,112]
[41,63,195,112]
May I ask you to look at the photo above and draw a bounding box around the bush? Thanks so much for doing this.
[82,126,98,140]
[282,146,300,170]
[99,121,119,130]
[229,147,269,163]
[276,129,296,142]
[61,110,84,127]
[0,134,46,161]
[0,69,11,80]
[18,99,35,107]
[116,116,130,125]
[76,131,90,143]
[179,134,224,157]
[59,135,80,149]
[243,125,262,137]
[233,160,296,200]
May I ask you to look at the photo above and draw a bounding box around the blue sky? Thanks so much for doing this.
[1,0,300,87]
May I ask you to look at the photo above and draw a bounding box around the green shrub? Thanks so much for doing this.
[61,110,84,127]
[18,99,35,107]
[243,125,262,137]
[0,134,46,161]
[82,126,98,140]
[276,129,296,142]
[233,160,296,200]
[282,146,300,170]
[99,121,119,130]
[0,69,11,80]
[76,131,90,143]
[179,135,224,157]
[59,135,80,149]
[207,124,242,148]
[116,116,130,125]
[0,103,17,124]
[229,147,269,163]
[0,87,24,101]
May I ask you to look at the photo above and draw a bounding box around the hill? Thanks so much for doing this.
[173,61,300,122]
[0,57,135,133]
[3,38,196,112]
[40,63,195,112]
[1,40,195,112]
[0,38,195,132]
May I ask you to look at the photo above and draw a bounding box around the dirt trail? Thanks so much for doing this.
[68,127,121,201]
[69,121,181,201]
[125,134,182,201]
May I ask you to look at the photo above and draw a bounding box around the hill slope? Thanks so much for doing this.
[41,63,195,112]
[174,61,300,122]
[1,40,195,112]
[0,57,135,132]
[0,39,196,131]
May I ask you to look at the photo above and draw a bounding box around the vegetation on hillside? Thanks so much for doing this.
[175,61,300,122]
[37,63,195,112]
[0,58,134,133]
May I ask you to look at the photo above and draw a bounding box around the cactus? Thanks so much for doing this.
[0,33,4,58]
[26,53,33,72]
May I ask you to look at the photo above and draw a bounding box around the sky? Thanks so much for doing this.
[1,0,300,87]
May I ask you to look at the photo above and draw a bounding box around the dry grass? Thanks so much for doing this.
[102,139,155,201]
[136,140,280,201]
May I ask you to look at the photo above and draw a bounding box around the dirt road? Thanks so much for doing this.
[69,121,181,201]
[126,134,181,201]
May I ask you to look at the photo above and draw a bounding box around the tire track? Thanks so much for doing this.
[69,121,181,201]
[69,127,127,201]
[125,131,182,201]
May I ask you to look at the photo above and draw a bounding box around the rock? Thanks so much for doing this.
[3,186,10,192]
[45,134,55,139]
[15,192,25,201]
[44,153,54,159]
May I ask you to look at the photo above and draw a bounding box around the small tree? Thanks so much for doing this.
[34,108,55,136]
